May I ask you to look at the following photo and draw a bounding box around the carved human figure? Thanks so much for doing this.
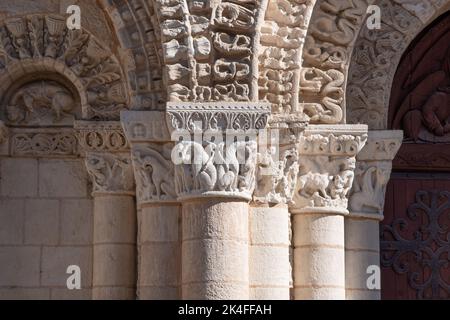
[393,49,450,141]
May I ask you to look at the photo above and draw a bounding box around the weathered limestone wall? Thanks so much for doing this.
[0,157,93,299]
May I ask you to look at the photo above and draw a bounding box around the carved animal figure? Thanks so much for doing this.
[297,172,333,199]
[7,81,75,123]
[173,141,217,193]
[215,141,239,191]
[134,148,176,200]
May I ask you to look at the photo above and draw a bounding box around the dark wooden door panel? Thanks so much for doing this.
[381,175,450,299]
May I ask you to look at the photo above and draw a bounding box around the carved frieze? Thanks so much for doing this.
[11,130,78,157]
[75,121,128,153]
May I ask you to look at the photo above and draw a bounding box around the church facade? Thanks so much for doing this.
[0,0,449,300]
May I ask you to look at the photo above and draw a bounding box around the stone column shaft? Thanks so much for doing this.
[92,195,136,299]
[182,199,249,299]
[138,203,181,299]
[346,130,402,300]
[249,205,291,299]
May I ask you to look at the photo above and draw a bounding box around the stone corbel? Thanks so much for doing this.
[75,121,135,196]
[348,130,403,220]
[166,102,271,201]
[291,124,369,215]
[121,111,177,206]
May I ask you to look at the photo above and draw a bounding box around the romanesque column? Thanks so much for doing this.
[167,103,270,300]
[76,122,136,300]
[346,130,403,299]
[249,125,304,299]
[290,125,368,300]
[121,111,181,300]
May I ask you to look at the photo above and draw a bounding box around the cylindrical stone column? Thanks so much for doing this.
[138,203,181,299]
[84,152,137,300]
[292,211,346,299]
[181,199,249,300]
[249,204,291,299]
[346,130,403,300]
[92,195,136,299]
[345,215,381,299]
[290,125,368,300]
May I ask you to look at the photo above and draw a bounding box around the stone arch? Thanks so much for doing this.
[100,0,166,110]
[0,13,130,122]
[347,0,450,129]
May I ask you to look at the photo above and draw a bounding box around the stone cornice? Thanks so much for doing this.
[356,130,403,161]
[166,102,271,133]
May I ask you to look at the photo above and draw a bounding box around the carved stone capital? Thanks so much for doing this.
[253,124,305,205]
[165,102,270,201]
[173,139,258,201]
[85,152,135,196]
[349,130,403,220]
[75,121,129,153]
[131,143,177,204]
[291,125,368,215]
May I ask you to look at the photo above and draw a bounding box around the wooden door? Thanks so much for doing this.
[381,174,450,299]
[381,11,450,300]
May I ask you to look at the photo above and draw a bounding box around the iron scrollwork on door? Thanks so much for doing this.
[381,190,450,299]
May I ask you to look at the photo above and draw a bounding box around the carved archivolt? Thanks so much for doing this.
[258,0,315,116]
[154,0,264,103]
[300,0,370,125]
[0,14,128,121]
[347,0,450,129]
[101,0,166,110]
